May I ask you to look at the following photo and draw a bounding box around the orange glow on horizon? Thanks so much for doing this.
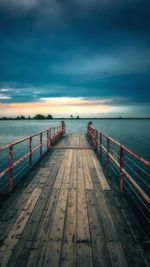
[0,97,122,117]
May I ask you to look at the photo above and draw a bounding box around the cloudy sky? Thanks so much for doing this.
[0,0,150,117]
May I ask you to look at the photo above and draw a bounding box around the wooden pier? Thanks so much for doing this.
[0,134,149,267]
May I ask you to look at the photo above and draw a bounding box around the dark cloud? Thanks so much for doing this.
[0,0,150,115]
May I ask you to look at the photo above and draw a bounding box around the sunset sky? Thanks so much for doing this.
[0,0,150,117]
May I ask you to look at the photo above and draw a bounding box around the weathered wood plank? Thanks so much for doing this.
[43,240,62,267]
[0,188,41,267]
[26,190,60,267]
[106,192,149,267]
[50,189,68,241]
[62,189,76,243]
[43,145,74,267]
[66,150,73,168]
[69,150,77,189]
[0,133,149,267]
[95,188,119,242]
[91,152,110,190]
[77,243,93,267]
[107,242,128,267]
[8,241,32,267]
[21,166,61,241]
[53,150,70,189]
[61,168,71,189]
[0,148,64,250]
[82,150,93,190]
[60,189,77,267]
[77,167,93,266]
[104,191,135,243]
[60,242,76,267]
[86,190,111,267]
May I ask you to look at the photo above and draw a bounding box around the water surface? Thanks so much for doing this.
[0,119,150,160]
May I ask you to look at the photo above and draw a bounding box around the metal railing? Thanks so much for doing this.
[87,124,150,229]
[0,124,65,194]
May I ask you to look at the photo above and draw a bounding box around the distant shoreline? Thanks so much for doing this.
[0,117,150,120]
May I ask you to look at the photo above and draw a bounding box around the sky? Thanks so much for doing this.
[0,0,150,117]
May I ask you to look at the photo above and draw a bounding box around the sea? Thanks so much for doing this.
[0,119,150,160]
[0,118,149,231]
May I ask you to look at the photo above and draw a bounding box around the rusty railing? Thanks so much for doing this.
[0,124,65,194]
[87,124,150,228]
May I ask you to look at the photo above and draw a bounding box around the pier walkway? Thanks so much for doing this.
[0,134,149,267]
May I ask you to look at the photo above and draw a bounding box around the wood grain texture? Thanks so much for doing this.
[0,134,149,267]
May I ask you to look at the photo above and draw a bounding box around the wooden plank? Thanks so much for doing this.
[86,190,111,267]
[77,150,83,168]
[82,150,93,190]
[37,190,60,240]
[77,243,93,267]
[77,167,93,266]
[40,151,72,266]
[43,240,62,267]
[91,152,110,190]
[69,150,77,189]
[0,149,63,246]
[60,189,77,267]
[62,189,76,242]
[60,145,77,266]
[66,150,73,168]
[107,242,128,267]
[104,191,135,243]
[77,168,87,209]
[53,150,69,189]
[50,189,68,241]
[7,241,32,267]
[43,179,70,266]
[106,192,149,267]
[26,190,60,267]
[0,188,41,267]
[61,168,71,189]
[0,133,149,267]
[119,242,148,267]
[21,167,60,241]
[60,242,76,267]
[85,148,95,169]
[52,150,72,239]
[89,166,103,186]
[95,189,119,242]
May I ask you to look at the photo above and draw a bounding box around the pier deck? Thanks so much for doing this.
[0,134,149,267]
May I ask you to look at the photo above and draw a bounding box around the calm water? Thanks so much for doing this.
[0,119,150,160]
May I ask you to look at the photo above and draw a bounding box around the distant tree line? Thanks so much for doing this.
[70,115,80,119]
[0,114,82,120]
[0,114,53,120]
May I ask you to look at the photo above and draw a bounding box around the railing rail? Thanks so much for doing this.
[87,123,150,228]
[0,123,65,194]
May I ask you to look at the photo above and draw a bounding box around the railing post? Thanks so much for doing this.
[29,137,32,168]
[87,125,89,136]
[53,128,55,144]
[61,121,65,135]
[49,129,51,148]
[47,130,49,151]
[40,133,42,159]
[120,145,124,192]
[58,126,61,138]
[100,132,102,159]
[95,129,98,150]
[63,123,65,135]
[87,121,92,138]
[9,144,13,191]
[57,126,59,141]
[107,137,110,174]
